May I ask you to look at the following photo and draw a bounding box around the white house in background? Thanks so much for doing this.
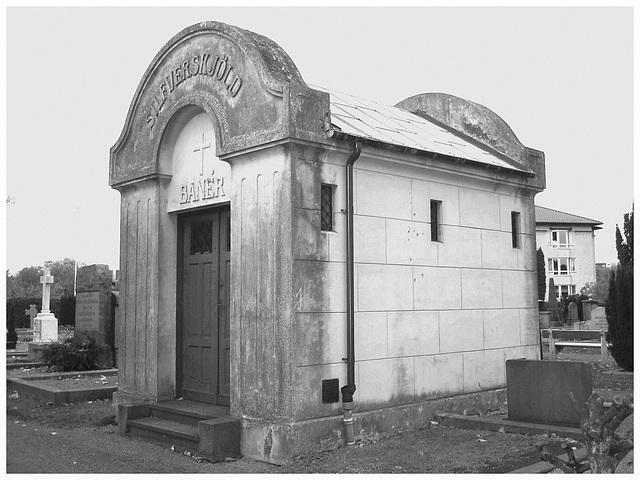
[535,205,602,300]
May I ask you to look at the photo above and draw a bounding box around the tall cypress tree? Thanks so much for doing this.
[606,208,633,371]
[537,247,547,304]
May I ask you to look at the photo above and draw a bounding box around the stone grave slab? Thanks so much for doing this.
[506,359,592,427]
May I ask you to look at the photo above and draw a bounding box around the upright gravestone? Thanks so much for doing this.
[590,306,608,330]
[75,264,115,367]
[28,262,59,360]
[567,301,579,325]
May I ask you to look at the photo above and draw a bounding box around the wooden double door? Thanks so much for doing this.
[179,207,230,405]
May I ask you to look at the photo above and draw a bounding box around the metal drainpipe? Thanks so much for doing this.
[341,140,361,446]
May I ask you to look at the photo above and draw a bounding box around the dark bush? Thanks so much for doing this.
[57,294,76,326]
[7,315,18,343]
[40,336,108,372]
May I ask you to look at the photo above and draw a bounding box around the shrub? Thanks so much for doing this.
[57,294,76,326]
[7,315,18,343]
[40,336,107,372]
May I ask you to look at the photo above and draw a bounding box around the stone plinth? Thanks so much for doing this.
[75,264,115,367]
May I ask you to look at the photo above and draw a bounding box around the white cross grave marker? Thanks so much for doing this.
[32,262,59,344]
[40,268,54,313]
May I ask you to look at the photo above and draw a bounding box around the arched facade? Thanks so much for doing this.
[111,21,546,464]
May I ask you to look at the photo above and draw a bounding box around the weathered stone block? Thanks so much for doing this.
[413,266,461,310]
[439,310,483,353]
[357,263,413,311]
[198,417,242,462]
[415,353,464,398]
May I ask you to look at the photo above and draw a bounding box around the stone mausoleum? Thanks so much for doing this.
[110,21,546,464]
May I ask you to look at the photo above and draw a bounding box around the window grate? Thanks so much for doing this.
[430,200,441,242]
[322,378,340,404]
[321,184,333,232]
[191,220,213,255]
[511,211,521,248]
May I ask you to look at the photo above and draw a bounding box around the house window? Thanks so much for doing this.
[554,284,576,300]
[548,257,575,275]
[320,184,334,232]
[511,211,521,248]
[550,229,571,247]
[430,200,442,242]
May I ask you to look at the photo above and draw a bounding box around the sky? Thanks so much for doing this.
[3,4,636,275]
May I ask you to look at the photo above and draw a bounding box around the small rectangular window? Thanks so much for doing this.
[511,211,521,248]
[320,184,334,232]
[430,200,442,242]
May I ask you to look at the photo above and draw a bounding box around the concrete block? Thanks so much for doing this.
[481,230,518,269]
[198,417,242,462]
[388,311,439,357]
[293,208,328,261]
[357,357,415,406]
[437,226,482,267]
[506,359,593,426]
[354,215,386,263]
[355,312,388,360]
[461,269,502,309]
[294,313,346,366]
[413,266,461,310]
[386,219,436,266]
[439,310,483,353]
[498,193,530,234]
[356,264,413,311]
[519,308,540,346]
[502,270,537,308]
[415,353,464,398]
[459,187,500,230]
[326,213,346,262]
[463,348,506,392]
[294,260,345,313]
[355,169,412,220]
[483,310,521,349]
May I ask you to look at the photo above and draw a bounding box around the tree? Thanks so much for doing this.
[13,265,42,298]
[6,258,84,300]
[50,258,81,297]
[606,207,633,371]
[536,247,546,303]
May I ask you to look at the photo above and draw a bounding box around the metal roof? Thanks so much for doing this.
[535,205,602,227]
[314,85,532,175]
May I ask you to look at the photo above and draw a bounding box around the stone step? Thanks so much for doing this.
[128,417,200,453]
[149,399,230,426]
[123,399,241,461]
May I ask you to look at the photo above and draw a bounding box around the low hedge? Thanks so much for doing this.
[6,296,75,329]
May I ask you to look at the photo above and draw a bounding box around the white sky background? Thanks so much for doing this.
[3,5,635,274]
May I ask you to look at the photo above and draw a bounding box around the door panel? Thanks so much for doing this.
[180,208,230,405]
[217,209,231,406]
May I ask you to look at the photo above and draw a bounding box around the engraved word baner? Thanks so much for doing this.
[146,52,243,130]
[180,174,226,205]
